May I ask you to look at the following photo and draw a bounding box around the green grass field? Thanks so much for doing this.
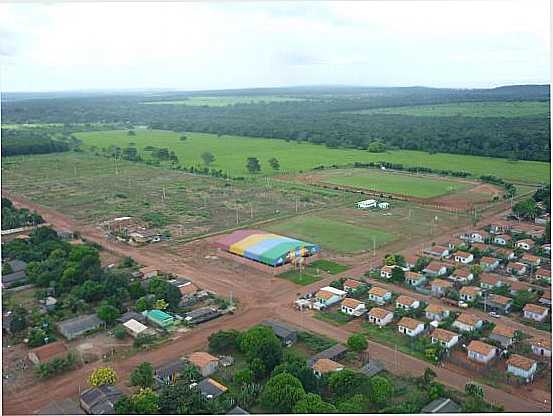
[264,214,396,253]
[350,101,550,118]
[74,129,549,184]
[309,259,350,274]
[142,95,306,106]
[321,170,471,198]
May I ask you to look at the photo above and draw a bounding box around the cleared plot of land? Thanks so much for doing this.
[1,153,346,240]
[350,101,550,118]
[320,170,471,198]
[142,96,306,106]
[75,129,550,184]
[263,202,470,254]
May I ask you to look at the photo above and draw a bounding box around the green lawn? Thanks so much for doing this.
[264,214,396,254]
[322,170,470,198]
[314,310,353,326]
[309,260,350,274]
[74,129,550,184]
[278,269,322,286]
[142,95,306,106]
[361,322,431,362]
[350,101,550,118]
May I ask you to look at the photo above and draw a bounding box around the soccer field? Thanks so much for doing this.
[320,170,471,198]
[74,129,550,184]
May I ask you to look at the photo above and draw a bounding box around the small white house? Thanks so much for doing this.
[459,286,482,302]
[367,307,394,327]
[343,279,365,293]
[523,304,549,322]
[452,313,483,332]
[461,231,488,243]
[357,199,377,209]
[448,268,473,284]
[507,355,537,383]
[454,251,474,264]
[479,256,500,271]
[431,328,459,349]
[479,273,505,290]
[405,271,425,287]
[493,234,511,246]
[516,239,535,251]
[368,287,392,305]
[397,317,425,337]
[380,265,395,279]
[531,337,551,358]
[423,262,448,277]
[467,340,496,364]
[506,262,527,276]
[395,295,420,310]
[341,298,367,317]
[425,304,450,321]
[431,279,453,297]
[312,359,344,378]
[313,287,347,309]
[424,245,450,258]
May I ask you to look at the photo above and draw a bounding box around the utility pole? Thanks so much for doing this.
[295,198,299,213]
[236,207,239,224]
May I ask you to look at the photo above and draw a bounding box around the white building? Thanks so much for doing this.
[123,319,149,338]
[452,313,483,332]
[454,251,474,264]
[341,298,367,317]
[507,355,537,383]
[531,337,551,358]
[523,304,549,322]
[467,340,496,364]
[431,328,459,349]
[397,317,425,337]
[395,295,420,310]
[368,287,392,305]
[313,287,347,310]
[367,307,394,327]
[357,199,377,209]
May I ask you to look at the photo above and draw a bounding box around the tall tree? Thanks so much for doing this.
[246,157,261,174]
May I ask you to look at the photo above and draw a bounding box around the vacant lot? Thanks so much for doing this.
[75,129,549,184]
[262,202,469,254]
[142,95,306,106]
[350,101,550,118]
[320,169,471,198]
[1,153,346,240]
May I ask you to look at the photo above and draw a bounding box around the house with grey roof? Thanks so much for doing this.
[80,384,123,414]
[421,397,462,413]
[57,314,103,340]
[262,320,298,345]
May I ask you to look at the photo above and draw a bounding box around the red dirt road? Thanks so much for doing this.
[3,193,551,414]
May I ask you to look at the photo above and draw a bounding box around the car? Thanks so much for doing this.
[458,301,469,308]
[488,311,500,318]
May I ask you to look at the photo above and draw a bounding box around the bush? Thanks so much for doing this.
[113,325,127,339]
[36,353,76,379]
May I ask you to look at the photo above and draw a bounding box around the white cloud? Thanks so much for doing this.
[0,1,549,91]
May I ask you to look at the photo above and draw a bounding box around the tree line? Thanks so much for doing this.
[2,85,550,161]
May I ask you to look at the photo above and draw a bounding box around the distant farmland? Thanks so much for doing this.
[349,101,550,118]
[75,129,550,184]
[142,95,307,106]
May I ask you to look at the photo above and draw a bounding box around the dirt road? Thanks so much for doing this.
[3,193,551,414]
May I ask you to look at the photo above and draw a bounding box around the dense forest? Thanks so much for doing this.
[1,198,44,230]
[1,85,550,161]
[1,129,77,156]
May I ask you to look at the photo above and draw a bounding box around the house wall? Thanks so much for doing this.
[507,364,536,380]
[524,310,547,321]
[399,325,424,337]
[200,361,219,377]
[532,345,552,358]
[369,314,392,327]
[468,350,495,363]
[490,334,512,347]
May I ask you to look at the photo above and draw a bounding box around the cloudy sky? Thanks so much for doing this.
[0,1,550,92]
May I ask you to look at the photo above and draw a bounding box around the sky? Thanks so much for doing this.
[0,0,550,92]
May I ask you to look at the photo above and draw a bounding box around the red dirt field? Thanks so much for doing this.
[2,192,551,414]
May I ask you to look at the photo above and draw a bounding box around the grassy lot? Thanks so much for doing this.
[74,129,550,184]
[264,214,395,254]
[142,96,306,106]
[278,269,322,286]
[361,322,430,362]
[1,153,345,239]
[314,310,353,326]
[349,101,550,118]
[321,170,471,198]
[309,259,350,274]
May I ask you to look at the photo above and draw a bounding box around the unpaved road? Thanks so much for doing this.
[3,193,551,414]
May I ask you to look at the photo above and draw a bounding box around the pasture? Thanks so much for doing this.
[350,101,550,118]
[1,153,348,240]
[318,169,471,198]
[74,129,550,184]
[142,95,306,106]
[262,202,470,254]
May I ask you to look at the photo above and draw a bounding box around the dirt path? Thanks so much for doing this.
[3,193,551,413]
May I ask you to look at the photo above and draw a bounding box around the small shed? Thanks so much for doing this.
[197,378,228,399]
[155,359,186,385]
[143,309,174,328]
[307,344,348,367]
[184,307,221,325]
[421,398,462,413]
[79,384,123,414]
[262,320,298,346]
[123,319,148,338]
[116,311,147,325]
